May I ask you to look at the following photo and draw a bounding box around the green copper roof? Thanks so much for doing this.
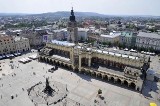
[121,32,133,37]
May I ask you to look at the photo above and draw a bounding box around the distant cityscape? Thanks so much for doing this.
[1,10,160,54]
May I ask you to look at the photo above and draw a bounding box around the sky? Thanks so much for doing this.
[0,0,160,16]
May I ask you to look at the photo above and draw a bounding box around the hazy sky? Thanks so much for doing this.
[0,0,160,16]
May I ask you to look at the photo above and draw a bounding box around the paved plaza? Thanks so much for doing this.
[150,55,160,73]
[0,52,159,106]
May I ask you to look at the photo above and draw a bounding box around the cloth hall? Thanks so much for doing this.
[38,8,150,92]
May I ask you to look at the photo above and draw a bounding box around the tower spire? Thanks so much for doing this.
[70,7,75,22]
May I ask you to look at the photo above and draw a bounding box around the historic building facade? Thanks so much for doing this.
[0,34,16,55]
[0,34,30,55]
[38,8,150,92]
[136,32,160,51]
[88,30,100,42]
[38,41,149,92]
[100,32,120,43]
[20,28,47,47]
[14,36,30,53]
[119,31,137,47]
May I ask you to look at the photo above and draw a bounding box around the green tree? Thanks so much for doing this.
[113,41,119,47]
[80,36,83,42]
[118,43,123,49]
[149,47,154,52]
[102,42,107,45]
[108,42,111,47]
[148,28,157,32]
[122,43,126,49]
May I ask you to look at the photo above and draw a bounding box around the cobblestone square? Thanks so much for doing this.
[0,53,159,106]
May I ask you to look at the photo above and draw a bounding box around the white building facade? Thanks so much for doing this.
[78,28,89,41]
[136,32,160,51]
[100,32,121,43]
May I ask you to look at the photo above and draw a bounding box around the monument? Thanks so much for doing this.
[43,78,55,96]
[28,78,68,105]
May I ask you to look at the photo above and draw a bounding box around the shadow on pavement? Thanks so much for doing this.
[142,80,159,99]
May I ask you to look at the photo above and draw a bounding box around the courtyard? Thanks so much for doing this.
[0,52,159,106]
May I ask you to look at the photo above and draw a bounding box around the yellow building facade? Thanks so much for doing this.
[0,35,16,55]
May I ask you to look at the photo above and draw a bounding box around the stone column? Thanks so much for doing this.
[121,80,124,85]
[114,78,117,83]
[70,48,74,69]
[128,83,131,87]
[108,76,111,81]
[70,50,72,59]
[135,86,138,91]
[72,66,75,71]
[79,53,82,72]
[102,75,104,79]
[88,53,91,67]
[96,73,98,78]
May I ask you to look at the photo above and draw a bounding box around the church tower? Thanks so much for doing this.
[67,7,78,44]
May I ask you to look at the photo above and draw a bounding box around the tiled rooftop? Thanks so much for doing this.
[100,32,121,38]
[137,32,160,39]
[120,32,133,37]
[51,40,75,47]
[14,37,28,41]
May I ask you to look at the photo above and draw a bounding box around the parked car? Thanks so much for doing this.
[130,49,137,53]
[141,51,144,54]
[2,55,6,59]
[13,53,18,57]
[124,48,129,51]
[0,56,2,60]
[17,53,22,56]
